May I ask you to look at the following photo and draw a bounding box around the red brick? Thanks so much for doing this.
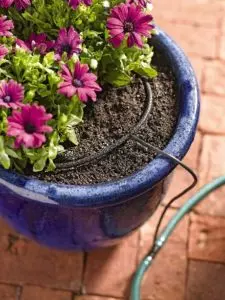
[197,135,225,216]
[189,56,204,85]
[138,207,188,299]
[203,60,225,96]
[140,207,189,245]
[156,21,217,58]
[186,261,225,300]
[83,232,139,298]
[21,286,72,300]
[76,297,118,300]
[180,0,223,5]
[219,17,225,61]
[199,94,225,134]
[141,243,187,300]
[153,0,181,11]
[189,213,225,263]
[0,284,18,300]
[163,132,202,207]
[155,2,223,28]
[139,241,187,300]
[0,219,83,291]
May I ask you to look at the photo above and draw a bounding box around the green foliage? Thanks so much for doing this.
[0,49,84,172]
[1,0,157,86]
[0,0,158,173]
[100,44,157,86]
[1,0,116,40]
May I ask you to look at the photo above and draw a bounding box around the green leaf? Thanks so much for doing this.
[48,73,61,89]
[0,152,10,169]
[33,156,48,172]
[134,65,157,78]
[105,70,131,87]
[68,114,83,127]
[58,113,68,127]
[23,149,37,161]
[51,131,60,145]
[43,52,55,67]
[13,159,27,173]
[48,142,58,159]
[57,145,64,153]
[0,136,4,151]
[25,89,36,102]
[83,30,102,39]
[66,128,78,145]
[100,53,113,70]
[70,96,84,120]
[46,159,56,172]
[48,132,59,160]
[5,148,21,159]
[38,89,52,97]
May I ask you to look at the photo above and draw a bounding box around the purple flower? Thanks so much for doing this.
[55,26,81,59]
[68,0,92,10]
[7,104,53,149]
[126,0,151,8]
[16,33,55,55]
[0,80,24,109]
[0,0,13,8]
[0,0,31,10]
[0,15,14,37]
[107,3,154,48]
[0,45,9,59]
[58,61,102,103]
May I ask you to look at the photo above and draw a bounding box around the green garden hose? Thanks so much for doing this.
[130,176,225,300]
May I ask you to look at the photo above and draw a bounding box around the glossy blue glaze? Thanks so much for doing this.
[0,29,200,250]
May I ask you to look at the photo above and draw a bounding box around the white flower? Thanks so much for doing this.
[103,0,110,8]
[90,59,98,70]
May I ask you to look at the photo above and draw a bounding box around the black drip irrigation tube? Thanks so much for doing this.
[56,79,153,170]
[55,80,225,299]
[55,80,198,259]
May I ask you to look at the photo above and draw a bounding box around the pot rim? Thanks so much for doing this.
[0,28,200,208]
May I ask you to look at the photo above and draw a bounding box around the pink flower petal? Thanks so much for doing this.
[74,61,89,79]
[77,88,88,102]
[107,17,123,29]
[85,89,97,101]
[55,26,81,58]
[7,127,24,136]
[136,14,153,24]
[0,45,8,59]
[127,4,142,22]
[14,0,31,10]
[81,73,98,82]
[110,33,125,48]
[8,111,23,125]
[38,125,53,133]
[82,80,102,91]
[0,0,14,8]
[7,104,52,149]
[110,28,124,37]
[33,133,46,148]
[128,32,143,48]
[58,85,77,98]
[0,15,14,37]
[111,4,129,22]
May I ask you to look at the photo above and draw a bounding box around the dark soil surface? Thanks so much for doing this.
[34,52,178,185]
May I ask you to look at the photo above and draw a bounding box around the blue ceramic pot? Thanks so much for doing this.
[0,29,200,250]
